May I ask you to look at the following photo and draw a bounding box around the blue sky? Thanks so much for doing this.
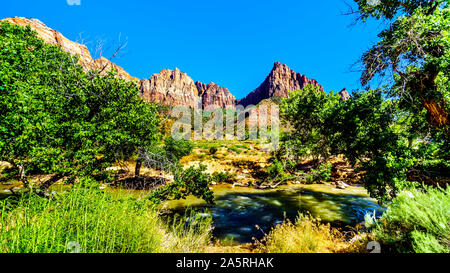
[2,0,384,99]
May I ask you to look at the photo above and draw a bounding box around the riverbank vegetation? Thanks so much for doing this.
[0,183,212,253]
[255,214,350,253]
[366,186,450,253]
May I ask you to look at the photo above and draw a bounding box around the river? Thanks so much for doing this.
[161,183,385,244]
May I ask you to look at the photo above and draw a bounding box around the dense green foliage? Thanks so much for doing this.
[0,183,212,253]
[0,22,217,208]
[280,87,407,201]
[148,164,214,204]
[278,0,449,203]
[306,162,332,184]
[365,186,450,253]
[0,22,160,191]
[270,1,450,253]
[357,0,449,131]
[212,171,236,184]
[163,136,194,163]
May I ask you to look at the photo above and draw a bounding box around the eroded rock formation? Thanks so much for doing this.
[139,68,200,107]
[238,62,324,107]
[339,88,351,100]
[196,81,236,109]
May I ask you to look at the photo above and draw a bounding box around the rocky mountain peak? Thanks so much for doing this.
[195,81,236,109]
[237,62,324,107]
[339,88,351,100]
[2,18,338,109]
[139,68,200,107]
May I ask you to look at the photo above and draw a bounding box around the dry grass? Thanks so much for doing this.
[255,214,350,253]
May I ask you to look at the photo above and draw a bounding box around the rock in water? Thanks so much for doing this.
[335,181,349,189]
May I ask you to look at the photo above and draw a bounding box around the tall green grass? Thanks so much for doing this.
[0,184,212,253]
[366,186,450,253]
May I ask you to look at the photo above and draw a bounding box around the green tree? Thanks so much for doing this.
[148,164,214,204]
[0,22,160,194]
[355,0,449,130]
[163,136,193,163]
[281,85,432,200]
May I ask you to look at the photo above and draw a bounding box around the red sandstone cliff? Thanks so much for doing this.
[196,81,236,109]
[339,88,351,100]
[238,62,324,107]
[139,68,200,108]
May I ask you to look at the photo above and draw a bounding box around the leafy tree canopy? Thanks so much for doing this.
[356,0,449,130]
[0,22,160,191]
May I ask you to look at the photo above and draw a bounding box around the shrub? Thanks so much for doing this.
[209,146,218,155]
[164,137,194,162]
[267,159,287,181]
[366,186,450,253]
[228,146,241,154]
[306,162,332,183]
[256,214,348,253]
[212,171,236,184]
[148,164,214,204]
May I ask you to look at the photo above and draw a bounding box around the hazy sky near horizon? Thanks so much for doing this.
[2,0,385,99]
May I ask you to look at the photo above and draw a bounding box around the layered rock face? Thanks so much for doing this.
[92,57,139,83]
[139,68,200,108]
[139,69,236,108]
[2,17,138,83]
[196,81,236,109]
[238,62,324,107]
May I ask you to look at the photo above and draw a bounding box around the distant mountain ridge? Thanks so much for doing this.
[2,17,349,108]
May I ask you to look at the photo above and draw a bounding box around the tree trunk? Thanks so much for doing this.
[423,98,449,128]
[17,164,29,188]
[135,159,142,177]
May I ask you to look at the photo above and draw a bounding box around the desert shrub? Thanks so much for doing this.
[256,214,348,253]
[164,136,194,163]
[212,171,236,184]
[306,162,332,183]
[266,159,288,181]
[228,146,242,154]
[235,144,249,150]
[209,146,218,155]
[366,186,450,253]
[148,164,214,204]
